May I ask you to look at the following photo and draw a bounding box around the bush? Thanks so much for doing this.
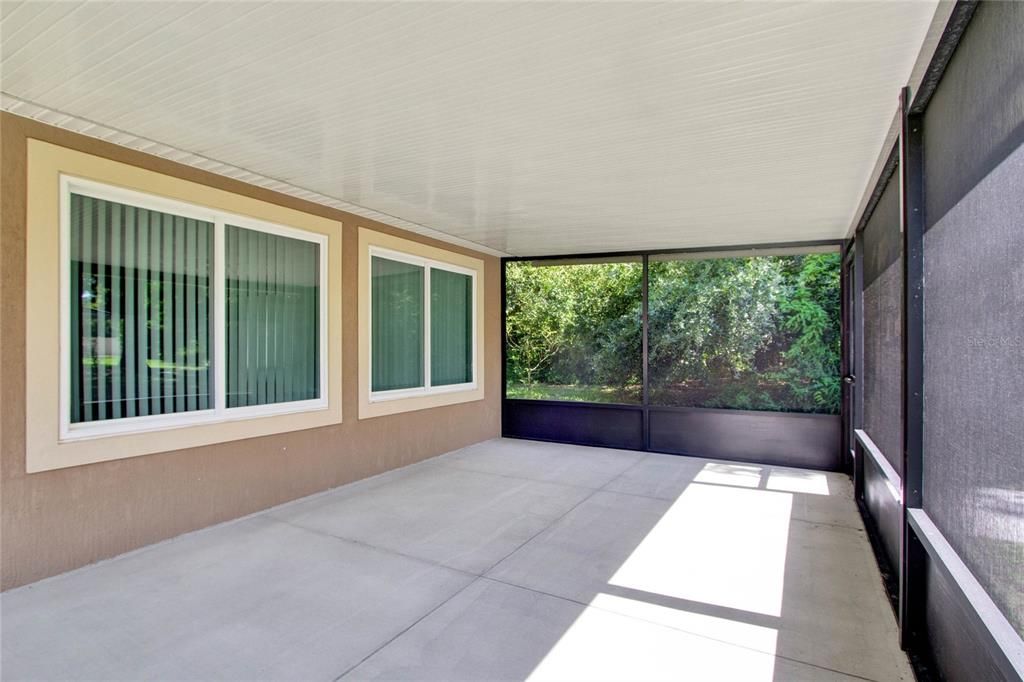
[505,253,841,414]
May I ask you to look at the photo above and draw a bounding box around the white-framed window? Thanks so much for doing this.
[368,246,477,402]
[60,175,328,441]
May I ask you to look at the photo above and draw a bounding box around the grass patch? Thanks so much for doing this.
[506,383,641,404]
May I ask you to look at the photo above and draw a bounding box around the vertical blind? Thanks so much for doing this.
[70,193,213,423]
[225,225,320,408]
[371,256,424,391]
[430,268,473,386]
[69,192,324,426]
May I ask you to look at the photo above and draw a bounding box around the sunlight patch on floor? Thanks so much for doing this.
[695,462,763,488]
[609,482,793,617]
[591,591,777,652]
[526,593,778,682]
[527,479,795,680]
[766,469,831,496]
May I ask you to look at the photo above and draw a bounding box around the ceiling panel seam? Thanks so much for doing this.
[0,94,510,257]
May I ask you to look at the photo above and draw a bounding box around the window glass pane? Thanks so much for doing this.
[225,225,320,408]
[431,268,473,386]
[70,193,213,423]
[504,260,643,404]
[372,256,424,391]
[648,253,841,414]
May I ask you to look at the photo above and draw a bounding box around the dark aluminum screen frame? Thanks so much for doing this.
[848,145,907,642]
[841,239,864,494]
[899,84,928,654]
[844,3,1024,679]
[501,241,844,471]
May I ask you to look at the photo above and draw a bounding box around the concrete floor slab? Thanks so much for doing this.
[1,438,910,681]
[438,438,644,489]
[773,519,911,680]
[268,463,592,573]
[601,452,708,499]
[489,479,908,680]
[0,516,472,680]
[605,453,864,529]
[344,578,868,682]
[486,490,677,605]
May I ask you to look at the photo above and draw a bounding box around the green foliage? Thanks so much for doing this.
[647,257,785,386]
[769,254,842,412]
[505,253,841,414]
[505,261,642,393]
[504,262,578,387]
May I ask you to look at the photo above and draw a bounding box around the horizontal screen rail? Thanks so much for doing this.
[855,429,902,501]
[907,508,1024,680]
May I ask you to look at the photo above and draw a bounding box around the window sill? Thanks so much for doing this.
[60,399,329,443]
[369,383,477,403]
[359,384,484,419]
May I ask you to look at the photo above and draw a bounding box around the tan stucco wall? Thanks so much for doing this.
[0,112,502,590]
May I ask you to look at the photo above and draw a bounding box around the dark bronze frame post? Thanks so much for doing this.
[898,85,927,651]
[841,239,865,498]
[641,255,650,450]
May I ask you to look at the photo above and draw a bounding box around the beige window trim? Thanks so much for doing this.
[25,140,343,473]
[358,228,485,419]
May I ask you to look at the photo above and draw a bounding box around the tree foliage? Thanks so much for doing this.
[505,253,841,414]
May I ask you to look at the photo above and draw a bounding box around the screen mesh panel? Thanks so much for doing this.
[922,1,1024,233]
[648,254,841,414]
[921,2,1024,635]
[860,174,903,470]
[504,260,643,404]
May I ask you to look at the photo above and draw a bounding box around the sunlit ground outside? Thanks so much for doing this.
[504,382,842,413]
[505,382,641,404]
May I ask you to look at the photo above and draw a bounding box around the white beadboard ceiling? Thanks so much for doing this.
[1,1,938,257]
